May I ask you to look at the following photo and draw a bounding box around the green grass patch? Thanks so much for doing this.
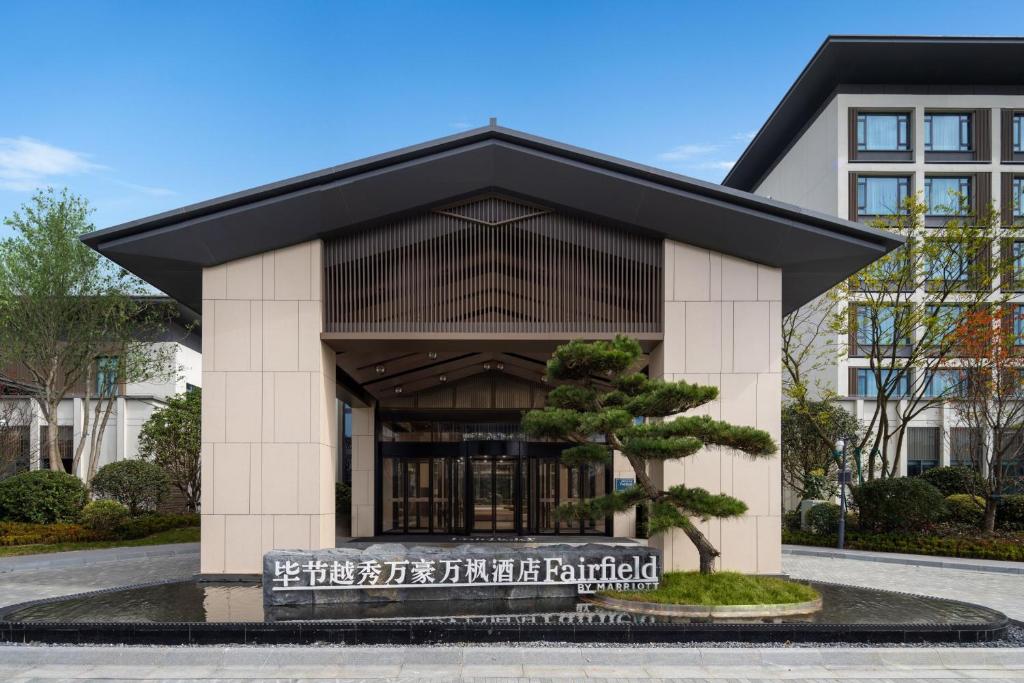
[601,571,819,606]
[0,525,198,557]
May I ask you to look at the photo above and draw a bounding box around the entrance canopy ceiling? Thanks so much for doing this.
[82,125,902,315]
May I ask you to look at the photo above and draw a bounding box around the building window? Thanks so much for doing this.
[927,304,966,340]
[997,430,1024,479]
[950,427,983,469]
[95,356,118,397]
[925,241,974,284]
[0,425,30,479]
[1015,113,1023,153]
[924,369,967,398]
[907,426,940,476]
[1013,304,1024,347]
[857,113,910,152]
[854,305,911,347]
[852,368,909,398]
[38,425,74,473]
[1012,242,1024,284]
[185,383,199,394]
[1013,177,1024,218]
[924,176,971,216]
[857,176,911,217]
[924,113,972,152]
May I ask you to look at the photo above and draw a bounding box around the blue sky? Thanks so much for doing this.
[1,0,1022,237]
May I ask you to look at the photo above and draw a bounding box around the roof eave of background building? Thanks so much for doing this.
[722,34,1024,192]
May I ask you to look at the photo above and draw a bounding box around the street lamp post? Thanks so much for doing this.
[835,439,848,550]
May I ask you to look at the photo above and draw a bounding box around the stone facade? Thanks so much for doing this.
[200,240,337,574]
[648,239,782,574]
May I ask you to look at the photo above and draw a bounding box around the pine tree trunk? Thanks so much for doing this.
[680,523,720,575]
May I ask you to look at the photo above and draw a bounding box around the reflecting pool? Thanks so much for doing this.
[1,580,1005,627]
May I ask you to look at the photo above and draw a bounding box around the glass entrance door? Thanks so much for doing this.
[470,456,518,533]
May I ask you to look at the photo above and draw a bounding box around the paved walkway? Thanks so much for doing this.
[782,549,1024,621]
[0,644,1022,680]
[0,543,198,611]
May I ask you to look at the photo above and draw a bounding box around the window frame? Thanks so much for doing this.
[924,112,972,153]
[851,366,911,398]
[850,109,914,162]
[855,175,912,219]
[924,175,972,218]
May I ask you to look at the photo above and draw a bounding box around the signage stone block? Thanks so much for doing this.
[263,543,661,606]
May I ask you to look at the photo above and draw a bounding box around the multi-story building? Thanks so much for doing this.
[724,35,1024,478]
[0,299,201,479]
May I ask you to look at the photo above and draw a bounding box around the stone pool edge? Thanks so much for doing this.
[0,579,1009,646]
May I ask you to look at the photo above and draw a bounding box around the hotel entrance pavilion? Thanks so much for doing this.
[82,124,900,574]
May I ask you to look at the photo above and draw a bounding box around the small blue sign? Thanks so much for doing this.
[614,477,636,493]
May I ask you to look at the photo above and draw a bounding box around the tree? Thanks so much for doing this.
[138,389,201,512]
[0,188,178,476]
[947,307,1024,531]
[785,194,1003,479]
[781,400,861,503]
[522,336,776,574]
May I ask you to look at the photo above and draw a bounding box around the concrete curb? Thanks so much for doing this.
[0,543,199,574]
[583,593,824,618]
[783,544,1024,575]
[0,644,1022,666]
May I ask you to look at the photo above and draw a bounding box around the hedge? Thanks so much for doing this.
[997,494,1024,531]
[945,494,985,527]
[782,529,1024,562]
[0,521,101,547]
[91,460,170,515]
[0,513,199,548]
[806,502,841,535]
[918,466,985,497]
[0,470,88,524]
[80,500,131,534]
[852,477,946,533]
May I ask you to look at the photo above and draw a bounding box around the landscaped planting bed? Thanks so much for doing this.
[782,528,1024,562]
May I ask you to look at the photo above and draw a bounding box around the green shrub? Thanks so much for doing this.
[945,494,985,527]
[918,466,985,497]
[91,460,170,515]
[807,502,841,535]
[335,482,351,516]
[997,494,1024,531]
[80,500,130,534]
[852,477,946,533]
[115,512,199,540]
[782,508,802,532]
[0,470,88,524]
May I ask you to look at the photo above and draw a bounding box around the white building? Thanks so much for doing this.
[724,36,1024,478]
[0,300,200,479]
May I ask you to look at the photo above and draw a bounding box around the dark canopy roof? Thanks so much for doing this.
[83,125,901,315]
[724,35,1024,191]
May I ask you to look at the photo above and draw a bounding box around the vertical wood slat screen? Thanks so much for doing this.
[324,195,663,334]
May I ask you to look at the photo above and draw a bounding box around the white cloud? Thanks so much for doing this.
[110,179,176,197]
[731,130,757,142]
[0,137,104,191]
[695,160,736,171]
[657,143,719,162]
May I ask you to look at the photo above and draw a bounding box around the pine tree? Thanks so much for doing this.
[522,336,777,574]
